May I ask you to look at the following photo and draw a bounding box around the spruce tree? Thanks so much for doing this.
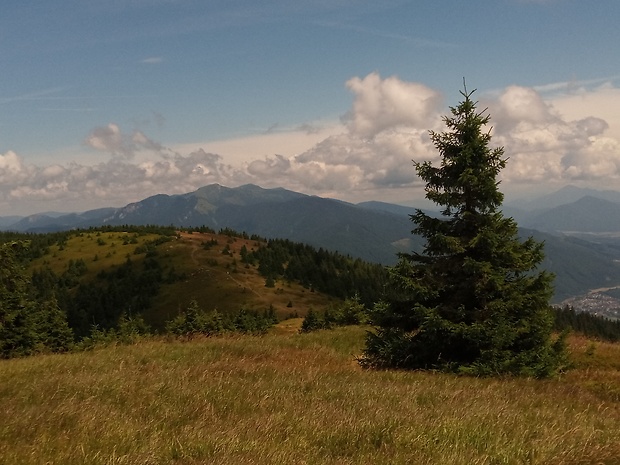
[362,86,566,377]
[0,242,38,358]
[1,241,75,357]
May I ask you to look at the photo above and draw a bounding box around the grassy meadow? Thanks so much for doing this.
[1,324,619,465]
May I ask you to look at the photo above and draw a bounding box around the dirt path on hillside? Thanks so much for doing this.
[226,271,262,297]
[179,232,207,267]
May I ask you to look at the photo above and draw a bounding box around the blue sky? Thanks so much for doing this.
[1,0,620,215]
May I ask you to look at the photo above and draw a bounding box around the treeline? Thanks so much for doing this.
[299,301,620,345]
[242,238,389,306]
[1,241,74,358]
[300,296,368,332]
[1,236,280,358]
[166,300,277,337]
[1,229,185,357]
[553,305,620,342]
[186,227,388,305]
[79,301,277,350]
[48,256,169,338]
[10,224,619,360]
[2,225,392,358]
[28,230,183,338]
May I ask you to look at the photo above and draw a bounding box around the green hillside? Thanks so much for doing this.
[24,227,342,333]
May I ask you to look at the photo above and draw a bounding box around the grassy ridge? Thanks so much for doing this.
[28,230,337,330]
[150,232,335,325]
[1,325,619,464]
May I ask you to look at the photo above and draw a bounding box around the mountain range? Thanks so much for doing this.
[4,183,620,302]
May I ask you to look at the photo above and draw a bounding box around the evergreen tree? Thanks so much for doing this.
[35,297,74,352]
[0,242,38,358]
[300,309,324,333]
[1,242,74,357]
[362,86,566,377]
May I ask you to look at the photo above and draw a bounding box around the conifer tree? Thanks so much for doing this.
[1,241,74,357]
[362,86,566,377]
[0,242,39,357]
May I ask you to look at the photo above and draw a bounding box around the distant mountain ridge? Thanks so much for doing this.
[4,183,620,302]
[8,183,620,235]
[357,201,415,217]
[0,215,23,228]
[3,184,418,265]
[523,196,620,233]
[508,184,620,211]
[9,208,118,233]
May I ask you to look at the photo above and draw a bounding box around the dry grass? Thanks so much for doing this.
[1,328,619,464]
[153,232,334,322]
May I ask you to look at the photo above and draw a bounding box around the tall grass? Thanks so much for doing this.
[1,325,619,464]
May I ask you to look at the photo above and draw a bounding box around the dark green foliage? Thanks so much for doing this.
[184,225,216,234]
[115,313,151,344]
[300,296,369,333]
[133,235,173,256]
[166,300,225,337]
[77,314,151,350]
[68,256,163,337]
[0,242,38,357]
[553,305,620,342]
[335,294,369,325]
[59,259,88,287]
[166,300,277,338]
[0,231,70,261]
[34,297,74,352]
[239,244,251,263]
[30,242,172,340]
[0,242,74,358]
[300,309,324,333]
[362,87,565,377]
[233,306,277,333]
[247,239,388,306]
[202,238,218,250]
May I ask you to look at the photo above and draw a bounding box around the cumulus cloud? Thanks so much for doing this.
[483,85,617,184]
[240,77,620,197]
[343,72,442,138]
[238,73,442,197]
[0,151,29,180]
[0,137,240,212]
[4,74,620,215]
[84,123,169,159]
[80,148,241,202]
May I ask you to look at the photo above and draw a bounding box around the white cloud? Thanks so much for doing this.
[551,83,620,139]
[176,123,343,166]
[238,73,443,197]
[84,123,171,159]
[482,84,620,185]
[0,151,28,179]
[343,72,443,138]
[4,74,620,215]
